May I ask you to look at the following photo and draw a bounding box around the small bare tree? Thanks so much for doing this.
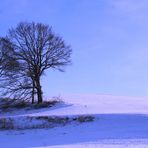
[0,22,72,103]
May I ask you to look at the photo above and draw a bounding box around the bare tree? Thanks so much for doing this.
[0,37,34,102]
[0,22,72,103]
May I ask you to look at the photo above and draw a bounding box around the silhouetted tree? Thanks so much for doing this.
[0,37,34,101]
[0,22,72,103]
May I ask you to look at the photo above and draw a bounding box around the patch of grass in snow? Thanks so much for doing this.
[35,116,70,124]
[0,115,95,130]
[0,97,62,112]
[77,115,95,122]
[0,118,14,129]
[35,115,95,124]
[32,99,61,109]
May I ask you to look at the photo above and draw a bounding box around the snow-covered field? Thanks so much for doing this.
[1,94,148,148]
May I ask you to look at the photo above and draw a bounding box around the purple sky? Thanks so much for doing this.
[1,0,148,97]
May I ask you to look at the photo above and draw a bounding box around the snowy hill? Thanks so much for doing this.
[1,94,148,148]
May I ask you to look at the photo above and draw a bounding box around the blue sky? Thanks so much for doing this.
[1,0,148,97]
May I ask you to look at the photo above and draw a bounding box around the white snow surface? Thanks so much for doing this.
[1,94,148,148]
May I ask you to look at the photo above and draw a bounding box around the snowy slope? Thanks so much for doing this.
[1,94,148,148]
[2,94,148,117]
[37,94,148,115]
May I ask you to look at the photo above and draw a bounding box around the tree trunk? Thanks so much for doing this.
[31,80,35,104]
[36,78,43,104]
